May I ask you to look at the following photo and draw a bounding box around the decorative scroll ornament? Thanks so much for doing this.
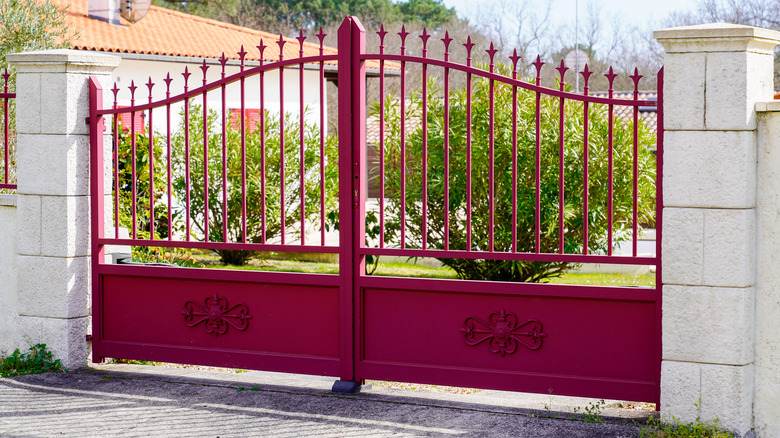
[461,309,546,356]
[182,293,252,337]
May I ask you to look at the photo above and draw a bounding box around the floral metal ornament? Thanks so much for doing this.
[461,308,547,356]
[182,293,252,337]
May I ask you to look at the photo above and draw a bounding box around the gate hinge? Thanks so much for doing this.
[85,334,93,342]
[85,117,90,125]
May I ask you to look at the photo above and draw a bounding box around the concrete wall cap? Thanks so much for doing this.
[756,101,780,112]
[0,194,17,207]
[654,23,780,54]
[6,49,121,73]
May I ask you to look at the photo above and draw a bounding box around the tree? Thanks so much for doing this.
[0,0,72,186]
[153,0,456,35]
[666,0,780,88]
[376,69,657,282]
[0,0,72,71]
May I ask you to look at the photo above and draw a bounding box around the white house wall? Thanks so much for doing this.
[111,58,328,135]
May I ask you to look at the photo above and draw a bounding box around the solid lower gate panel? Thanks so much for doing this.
[93,265,342,376]
[355,276,660,403]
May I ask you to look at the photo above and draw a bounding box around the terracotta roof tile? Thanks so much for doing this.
[56,0,395,70]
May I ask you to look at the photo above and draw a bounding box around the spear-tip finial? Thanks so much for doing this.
[509,49,521,72]
[605,65,618,89]
[238,45,247,69]
[629,67,643,92]
[555,58,568,82]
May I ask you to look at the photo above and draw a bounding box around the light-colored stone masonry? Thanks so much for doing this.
[6,50,120,369]
[1,26,780,437]
[655,23,780,437]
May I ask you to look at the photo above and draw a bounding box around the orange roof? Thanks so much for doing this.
[56,0,339,64]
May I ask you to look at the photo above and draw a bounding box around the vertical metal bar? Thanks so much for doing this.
[256,42,268,244]
[146,79,155,240]
[129,81,138,239]
[465,37,474,251]
[556,61,568,255]
[279,36,287,245]
[443,33,452,251]
[421,30,429,250]
[111,84,120,239]
[298,33,306,246]
[183,68,191,241]
[239,49,248,244]
[630,69,643,258]
[336,15,365,384]
[317,29,326,246]
[655,66,664,407]
[487,44,496,253]
[581,66,592,255]
[510,51,520,253]
[399,26,408,249]
[88,76,107,362]
[201,62,210,243]
[259,50,267,244]
[221,57,228,243]
[533,57,543,253]
[164,75,173,241]
[606,68,616,256]
[2,70,8,186]
[378,27,387,249]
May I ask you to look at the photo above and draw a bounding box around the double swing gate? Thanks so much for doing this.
[89,17,662,404]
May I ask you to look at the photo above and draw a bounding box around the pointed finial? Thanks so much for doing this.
[163,73,173,98]
[316,27,327,55]
[629,67,643,94]
[277,34,287,61]
[464,35,475,66]
[219,53,228,77]
[580,64,593,94]
[129,80,137,104]
[420,28,430,57]
[238,45,247,70]
[486,42,498,72]
[555,59,569,82]
[377,24,387,45]
[257,39,267,65]
[111,82,120,99]
[509,49,521,73]
[441,31,453,53]
[532,55,545,82]
[145,76,154,102]
[296,29,306,58]
[398,25,409,55]
[182,66,191,90]
[605,66,618,91]
[200,59,209,85]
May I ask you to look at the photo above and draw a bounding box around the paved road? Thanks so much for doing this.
[0,364,653,437]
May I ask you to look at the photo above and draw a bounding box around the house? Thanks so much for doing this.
[55,0,390,132]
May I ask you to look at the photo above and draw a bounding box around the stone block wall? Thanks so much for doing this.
[655,23,780,437]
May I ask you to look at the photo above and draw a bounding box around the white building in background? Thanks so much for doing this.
[57,0,345,133]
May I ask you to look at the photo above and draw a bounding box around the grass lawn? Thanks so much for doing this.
[184,251,654,287]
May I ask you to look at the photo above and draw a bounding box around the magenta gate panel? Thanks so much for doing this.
[357,278,657,402]
[95,266,341,375]
[89,16,662,404]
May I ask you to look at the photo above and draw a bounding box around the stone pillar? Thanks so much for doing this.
[755,101,780,437]
[654,24,780,436]
[6,50,120,369]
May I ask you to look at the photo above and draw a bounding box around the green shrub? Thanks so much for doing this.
[376,69,656,282]
[170,106,339,265]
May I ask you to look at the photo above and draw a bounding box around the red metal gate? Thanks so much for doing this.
[89,17,662,404]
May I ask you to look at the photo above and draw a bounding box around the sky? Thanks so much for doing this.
[439,0,702,33]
